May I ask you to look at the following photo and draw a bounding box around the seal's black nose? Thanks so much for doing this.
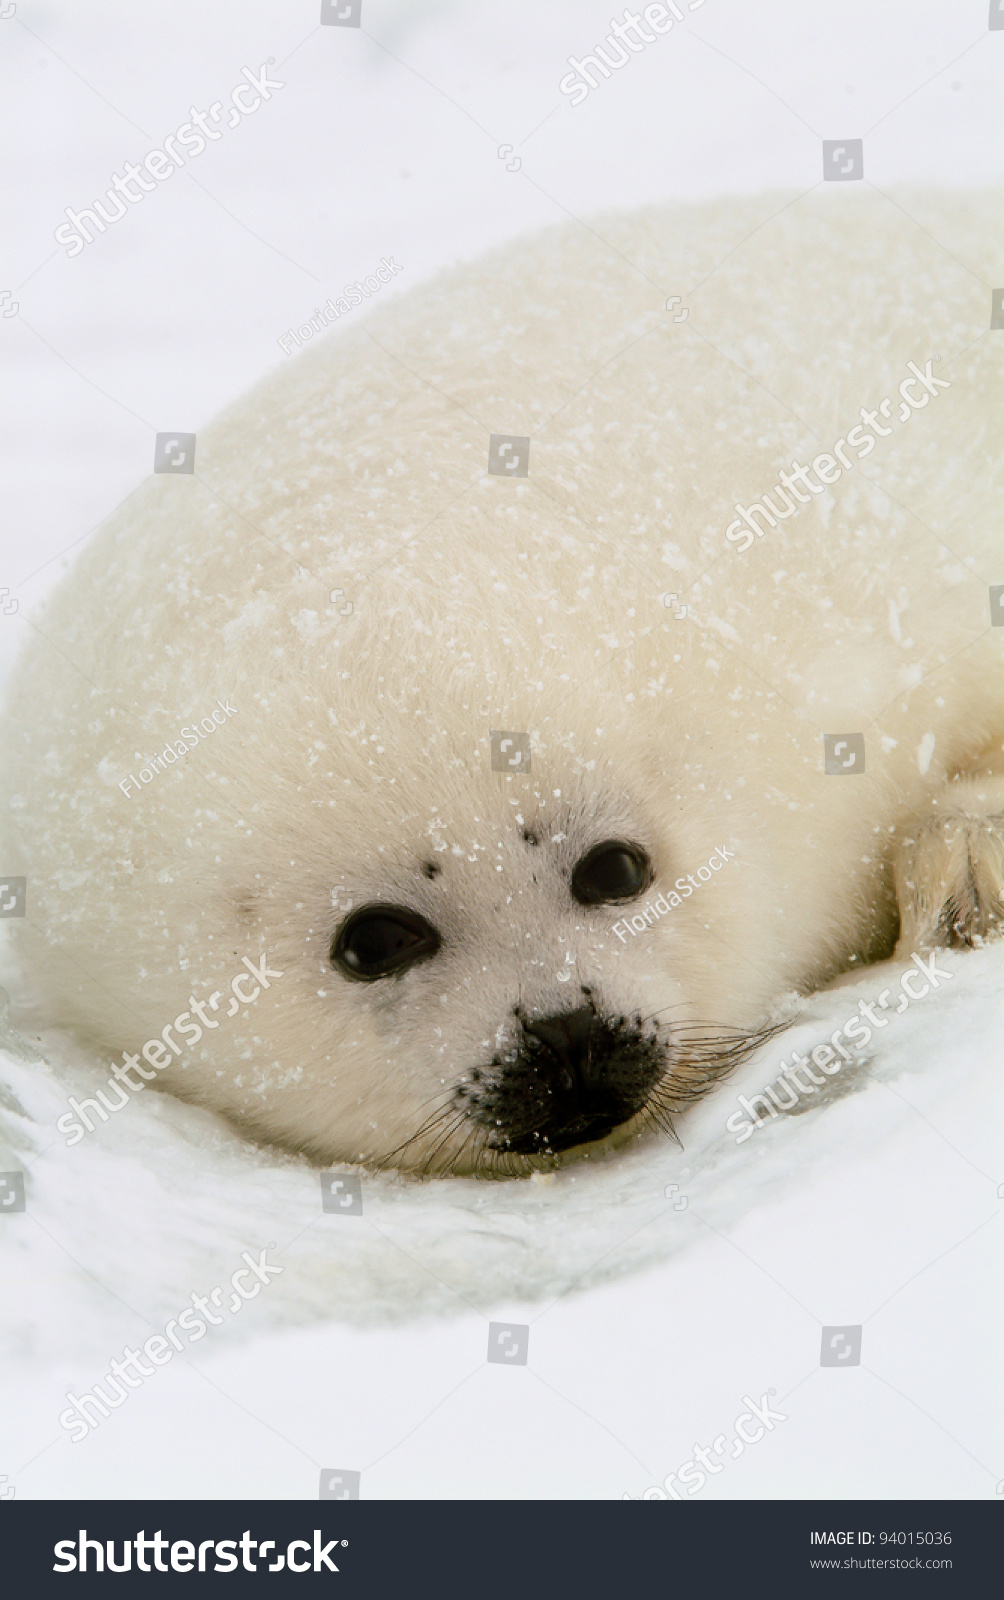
[465,1004,665,1156]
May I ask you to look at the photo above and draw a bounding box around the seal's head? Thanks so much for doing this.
[159,619,787,1176]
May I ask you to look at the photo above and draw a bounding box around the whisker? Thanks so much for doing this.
[378,1097,458,1171]
[633,1014,786,1143]
[638,1002,693,1025]
[420,1108,471,1175]
[380,1007,787,1177]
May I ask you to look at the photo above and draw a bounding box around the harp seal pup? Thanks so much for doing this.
[2,189,1002,1176]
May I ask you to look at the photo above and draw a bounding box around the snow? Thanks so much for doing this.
[2,939,1001,1499]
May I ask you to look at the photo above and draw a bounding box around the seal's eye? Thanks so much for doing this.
[332,904,440,981]
[571,841,652,906]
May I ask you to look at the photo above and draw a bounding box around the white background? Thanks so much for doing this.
[0,0,1002,1501]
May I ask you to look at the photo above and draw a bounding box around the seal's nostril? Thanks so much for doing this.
[523,1005,595,1064]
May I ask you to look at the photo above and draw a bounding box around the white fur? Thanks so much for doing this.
[2,189,1001,1173]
